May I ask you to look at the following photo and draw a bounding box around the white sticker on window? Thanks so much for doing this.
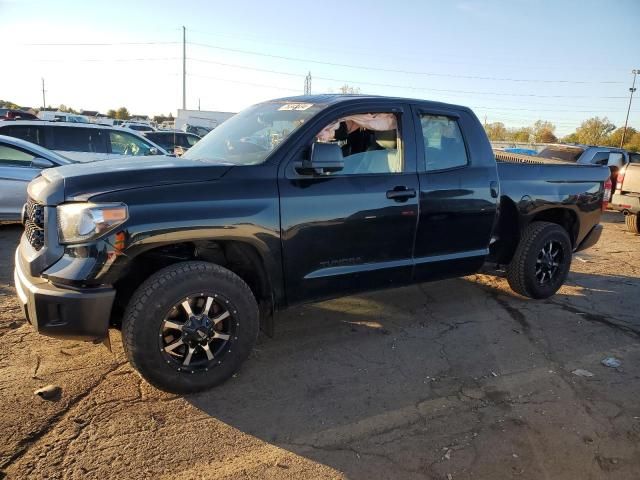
[278,103,313,111]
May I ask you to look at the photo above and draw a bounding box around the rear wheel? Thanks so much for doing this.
[506,221,572,299]
[625,213,639,234]
[122,261,259,394]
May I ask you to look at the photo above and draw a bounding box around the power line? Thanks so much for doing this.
[186,29,630,75]
[188,41,624,85]
[19,41,178,46]
[187,73,299,92]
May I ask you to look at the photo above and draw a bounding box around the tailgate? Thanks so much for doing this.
[621,164,640,193]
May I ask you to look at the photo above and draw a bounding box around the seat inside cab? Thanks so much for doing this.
[316,113,401,174]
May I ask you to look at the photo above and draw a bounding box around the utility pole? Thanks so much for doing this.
[182,26,186,110]
[621,69,638,148]
[198,98,200,111]
[304,71,312,95]
[41,78,46,109]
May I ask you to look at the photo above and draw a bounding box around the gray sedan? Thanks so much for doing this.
[0,134,73,221]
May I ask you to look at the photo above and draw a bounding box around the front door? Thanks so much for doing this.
[278,105,419,304]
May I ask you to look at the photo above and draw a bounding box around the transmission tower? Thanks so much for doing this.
[304,71,312,95]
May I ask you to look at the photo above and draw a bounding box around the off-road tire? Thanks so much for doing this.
[626,213,640,234]
[122,261,259,394]
[506,221,572,299]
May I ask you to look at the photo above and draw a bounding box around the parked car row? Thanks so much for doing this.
[143,131,201,155]
[0,121,168,162]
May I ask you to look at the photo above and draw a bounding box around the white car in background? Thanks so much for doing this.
[0,135,74,221]
[0,120,168,162]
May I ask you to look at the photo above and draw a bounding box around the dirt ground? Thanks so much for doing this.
[0,212,638,480]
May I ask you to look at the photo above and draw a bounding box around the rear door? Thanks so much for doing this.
[412,106,498,281]
[278,103,420,304]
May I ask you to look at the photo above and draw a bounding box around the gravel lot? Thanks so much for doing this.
[0,212,638,480]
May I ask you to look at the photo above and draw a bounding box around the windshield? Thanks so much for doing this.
[537,146,584,162]
[183,101,326,165]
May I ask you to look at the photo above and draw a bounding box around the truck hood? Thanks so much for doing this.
[42,155,234,200]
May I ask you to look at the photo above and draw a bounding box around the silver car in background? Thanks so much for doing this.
[0,135,74,221]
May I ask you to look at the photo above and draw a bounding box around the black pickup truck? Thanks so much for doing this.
[14,95,610,393]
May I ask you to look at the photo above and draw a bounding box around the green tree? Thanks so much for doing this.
[106,109,117,118]
[510,127,532,142]
[532,120,557,143]
[115,107,130,120]
[624,131,640,152]
[562,132,579,143]
[607,126,637,148]
[484,122,508,141]
[571,116,615,146]
[0,100,21,109]
[57,104,78,114]
[338,84,361,94]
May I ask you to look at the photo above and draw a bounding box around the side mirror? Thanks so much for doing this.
[149,147,159,156]
[297,142,344,175]
[31,157,55,169]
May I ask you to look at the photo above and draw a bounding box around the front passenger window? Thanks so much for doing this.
[420,115,468,171]
[315,113,402,175]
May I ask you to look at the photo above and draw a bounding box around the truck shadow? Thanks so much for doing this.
[186,278,496,477]
[184,262,639,477]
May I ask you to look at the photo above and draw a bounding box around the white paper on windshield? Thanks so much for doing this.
[278,103,313,111]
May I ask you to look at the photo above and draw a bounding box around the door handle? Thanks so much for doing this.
[386,187,416,201]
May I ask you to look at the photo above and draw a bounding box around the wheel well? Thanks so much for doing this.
[111,241,274,333]
[530,208,579,246]
[491,203,579,265]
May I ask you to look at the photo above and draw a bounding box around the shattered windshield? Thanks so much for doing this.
[183,101,326,165]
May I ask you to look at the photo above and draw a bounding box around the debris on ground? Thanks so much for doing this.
[571,369,594,377]
[444,449,452,460]
[601,357,621,368]
[33,385,62,400]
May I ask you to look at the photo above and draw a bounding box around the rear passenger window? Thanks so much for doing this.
[0,125,44,146]
[419,115,468,171]
[52,127,104,152]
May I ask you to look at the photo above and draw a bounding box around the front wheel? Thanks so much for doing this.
[506,221,572,299]
[122,261,259,394]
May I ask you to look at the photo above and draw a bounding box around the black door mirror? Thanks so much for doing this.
[296,142,344,175]
[31,157,55,169]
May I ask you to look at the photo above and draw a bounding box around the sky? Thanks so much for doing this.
[1,0,638,136]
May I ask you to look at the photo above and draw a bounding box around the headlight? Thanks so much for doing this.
[57,203,128,244]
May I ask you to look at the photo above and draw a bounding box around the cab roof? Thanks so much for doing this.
[268,94,473,113]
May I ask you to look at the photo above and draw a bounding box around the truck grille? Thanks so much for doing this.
[24,198,45,251]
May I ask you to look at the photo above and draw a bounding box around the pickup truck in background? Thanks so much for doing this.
[14,95,610,393]
[537,144,640,196]
[610,162,640,234]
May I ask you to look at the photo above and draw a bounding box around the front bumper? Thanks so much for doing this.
[575,224,603,253]
[14,249,115,341]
